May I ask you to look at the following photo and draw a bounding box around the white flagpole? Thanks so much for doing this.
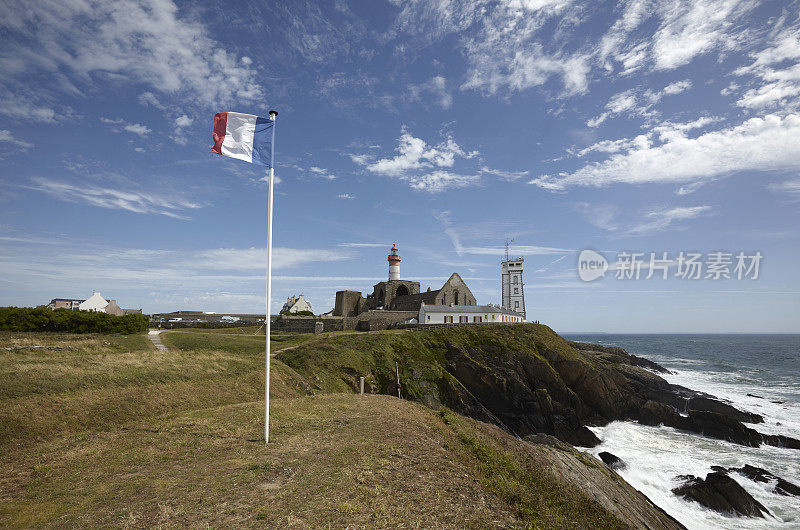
[265,109,278,444]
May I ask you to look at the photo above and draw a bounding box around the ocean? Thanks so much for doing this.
[561,333,800,530]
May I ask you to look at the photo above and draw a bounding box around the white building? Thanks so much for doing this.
[419,304,525,325]
[280,294,314,314]
[78,292,109,312]
[501,256,526,319]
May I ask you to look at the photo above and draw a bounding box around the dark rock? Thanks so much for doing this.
[747,393,764,399]
[629,354,671,373]
[710,465,728,473]
[729,464,800,497]
[423,331,797,452]
[638,400,677,426]
[672,472,770,518]
[762,433,800,449]
[678,410,763,447]
[687,396,763,424]
[598,451,627,470]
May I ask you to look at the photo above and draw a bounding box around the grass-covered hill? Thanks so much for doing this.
[0,326,681,528]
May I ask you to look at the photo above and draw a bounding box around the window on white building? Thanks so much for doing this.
[513,276,518,284]
[513,288,518,294]
[459,316,468,323]
[515,301,519,308]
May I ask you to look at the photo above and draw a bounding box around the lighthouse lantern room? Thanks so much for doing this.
[388,243,401,281]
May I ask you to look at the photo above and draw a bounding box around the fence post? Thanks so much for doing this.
[359,376,365,395]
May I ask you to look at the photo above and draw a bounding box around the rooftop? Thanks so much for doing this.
[421,304,523,317]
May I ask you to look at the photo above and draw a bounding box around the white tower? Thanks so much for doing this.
[388,243,401,281]
[501,239,526,319]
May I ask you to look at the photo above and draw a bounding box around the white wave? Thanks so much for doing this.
[586,422,800,529]
[662,368,800,439]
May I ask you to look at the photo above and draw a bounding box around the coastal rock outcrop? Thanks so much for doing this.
[672,472,770,517]
[715,465,800,497]
[598,451,626,470]
[429,328,799,450]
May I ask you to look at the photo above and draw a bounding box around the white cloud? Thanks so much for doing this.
[309,166,337,180]
[0,129,33,150]
[0,95,59,123]
[337,242,386,248]
[0,0,264,107]
[588,80,692,127]
[192,247,352,271]
[408,75,453,109]
[649,0,756,71]
[769,178,800,198]
[123,123,151,137]
[480,166,529,181]
[407,171,481,193]
[662,79,692,95]
[534,114,800,190]
[459,245,572,256]
[735,29,800,110]
[392,0,754,98]
[172,114,193,145]
[363,128,476,178]
[101,117,152,137]
[29,177,201,219]
[175,115,192,128]
[337,193,355,199]
[138,91,166,109]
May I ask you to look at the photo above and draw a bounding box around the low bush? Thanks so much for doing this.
[0,307,150,334]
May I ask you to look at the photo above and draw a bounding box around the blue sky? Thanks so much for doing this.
[1,0,799,332]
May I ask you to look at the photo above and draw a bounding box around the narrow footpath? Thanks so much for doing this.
[147,330,167,351]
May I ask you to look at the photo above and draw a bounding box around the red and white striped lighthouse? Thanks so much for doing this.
[388,243,401,281]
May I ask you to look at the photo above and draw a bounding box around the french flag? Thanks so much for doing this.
[211,112,274,167]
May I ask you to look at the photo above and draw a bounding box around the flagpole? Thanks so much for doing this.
[265,109,278,444]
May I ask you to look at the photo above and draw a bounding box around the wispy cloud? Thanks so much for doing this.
[628,205,712,234]
[309,166,337,180]
[29,178,202,219]
[0,129,33,150]
[587,80,693,127]
[407,76,453,109]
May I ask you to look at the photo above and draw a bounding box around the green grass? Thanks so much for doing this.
[0,326,653,528]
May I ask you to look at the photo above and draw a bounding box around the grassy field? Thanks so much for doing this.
[0,328,634,528]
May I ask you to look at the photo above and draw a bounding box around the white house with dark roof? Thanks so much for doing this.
[280,294,313,315]
[418,303,525,325]
[78,292,109,312]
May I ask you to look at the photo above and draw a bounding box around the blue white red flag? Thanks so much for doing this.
[211,112,274,167]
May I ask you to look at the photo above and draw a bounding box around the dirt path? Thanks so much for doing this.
[147,330,167,351]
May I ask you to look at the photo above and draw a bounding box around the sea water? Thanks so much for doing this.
[562,334,800,530]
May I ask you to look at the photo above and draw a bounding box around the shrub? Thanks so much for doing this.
[0,307,150,334]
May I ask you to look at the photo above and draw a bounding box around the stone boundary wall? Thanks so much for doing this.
[271,316,346,333]
[394,322,525,331]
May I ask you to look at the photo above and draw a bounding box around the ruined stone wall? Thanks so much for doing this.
[436,274,477,306]
[270,315,345,333]
[334,290,364,317]
[353,310,418,331]
[370,280,420,310]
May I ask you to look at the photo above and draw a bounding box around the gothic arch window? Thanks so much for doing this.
[513,276,518,284]
[395,285,409,297]
[454,290,459,305]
